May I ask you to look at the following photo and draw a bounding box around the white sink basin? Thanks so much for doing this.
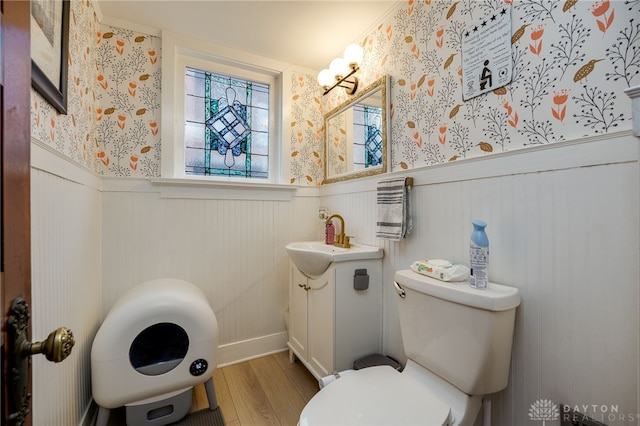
[285,241,383,277]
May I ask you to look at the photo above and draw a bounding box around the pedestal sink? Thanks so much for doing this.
[285,241,383,277]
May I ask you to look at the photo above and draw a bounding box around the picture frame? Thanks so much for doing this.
[31,0,70,114]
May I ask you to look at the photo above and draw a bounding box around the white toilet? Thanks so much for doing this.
[299,268,521,426]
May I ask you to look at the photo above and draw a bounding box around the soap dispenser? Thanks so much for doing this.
[325,221,335,245]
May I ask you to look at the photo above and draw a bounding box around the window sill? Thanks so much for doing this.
[149,177,300,200]
[151,177,294,190]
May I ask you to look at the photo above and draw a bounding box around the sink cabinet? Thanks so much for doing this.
[288,259,382,380]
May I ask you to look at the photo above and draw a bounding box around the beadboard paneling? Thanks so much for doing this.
[30,167,102,426]
[319,134,639,425]
[101,184,320,364]
[29,132,638,426]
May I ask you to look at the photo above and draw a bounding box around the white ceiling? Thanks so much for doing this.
[97,0,400,72]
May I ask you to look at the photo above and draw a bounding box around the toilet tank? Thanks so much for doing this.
[394,269,520,396]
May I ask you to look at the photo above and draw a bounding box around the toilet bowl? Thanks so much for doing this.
[299,269,520,426]
[300,364,453,425]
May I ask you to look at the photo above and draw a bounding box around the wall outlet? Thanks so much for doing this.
[560,406,607,426]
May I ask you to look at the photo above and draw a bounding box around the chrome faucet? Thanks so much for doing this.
[326,214,351,248]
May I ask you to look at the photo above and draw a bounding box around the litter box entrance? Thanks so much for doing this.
[129,322,189,375]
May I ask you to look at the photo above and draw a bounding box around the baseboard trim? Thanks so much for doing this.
[80,399,99,426]
[216,332,288,367]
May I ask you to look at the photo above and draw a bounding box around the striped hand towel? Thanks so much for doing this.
[376,177,412,240]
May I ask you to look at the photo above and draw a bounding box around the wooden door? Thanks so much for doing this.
[1,0,33,424]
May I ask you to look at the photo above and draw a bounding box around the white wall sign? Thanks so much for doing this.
[461,7,512,101]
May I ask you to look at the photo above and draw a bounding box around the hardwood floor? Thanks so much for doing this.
[192,350,320,426]
[106,350,319,425]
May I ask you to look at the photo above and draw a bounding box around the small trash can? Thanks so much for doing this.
[353,353,402,371]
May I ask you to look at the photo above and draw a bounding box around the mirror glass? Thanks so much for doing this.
[324,75,389,183]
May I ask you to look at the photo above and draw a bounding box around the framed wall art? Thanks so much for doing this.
[31,0,69,114]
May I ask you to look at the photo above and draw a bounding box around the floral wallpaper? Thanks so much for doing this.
[288,74,325,185]
[291,0,639,179]
[31,0,640,182]
[93,25,162,176]
[30,0,162,177]
[31,0,100,171]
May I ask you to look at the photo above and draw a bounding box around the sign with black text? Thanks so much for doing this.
[461,7,512,100]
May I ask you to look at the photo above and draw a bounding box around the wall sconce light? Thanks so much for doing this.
[317,43,364,96]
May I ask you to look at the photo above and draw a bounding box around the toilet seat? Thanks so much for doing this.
[299,366,451,426]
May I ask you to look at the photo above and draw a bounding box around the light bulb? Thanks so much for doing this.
[343,44,363,67]
[329,57,348,78]
[317,69,334,87]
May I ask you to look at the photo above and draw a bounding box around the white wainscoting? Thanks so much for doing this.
[29,131,639,426]
[319,132,640,425]
[100,178,321,366]
[30,141,103,426]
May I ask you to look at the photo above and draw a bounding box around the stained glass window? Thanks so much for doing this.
[353,104,383,168]
[184,67,270,178]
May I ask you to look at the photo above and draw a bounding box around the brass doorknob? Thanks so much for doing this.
[25,327,75,363]
[8,298,76,425]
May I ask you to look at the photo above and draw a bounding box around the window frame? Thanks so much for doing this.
[161,31,284,184]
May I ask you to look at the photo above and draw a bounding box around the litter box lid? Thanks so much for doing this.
[91,278,219,408]
[91,278,218,362]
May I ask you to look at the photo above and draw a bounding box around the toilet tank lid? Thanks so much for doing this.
[395,269,521,311]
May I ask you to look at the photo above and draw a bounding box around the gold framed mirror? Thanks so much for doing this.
[324,75,389,184]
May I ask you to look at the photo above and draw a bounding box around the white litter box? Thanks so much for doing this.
[91,278,219,426]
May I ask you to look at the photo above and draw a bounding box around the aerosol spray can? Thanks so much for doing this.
[469,219,489,289]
